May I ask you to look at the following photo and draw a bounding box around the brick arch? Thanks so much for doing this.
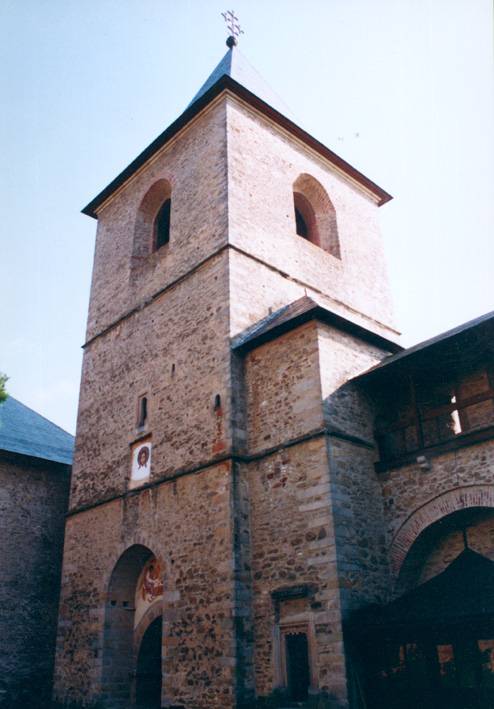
[390,485,494,576]
[293,173,340,258]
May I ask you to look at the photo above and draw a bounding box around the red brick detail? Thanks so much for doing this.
[390,485,494,575]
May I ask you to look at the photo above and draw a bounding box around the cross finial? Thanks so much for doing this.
[222,10,244,47]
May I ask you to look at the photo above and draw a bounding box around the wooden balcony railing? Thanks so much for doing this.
[375,389,494,471]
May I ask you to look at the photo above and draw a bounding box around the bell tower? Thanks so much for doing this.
[54,30,400,709]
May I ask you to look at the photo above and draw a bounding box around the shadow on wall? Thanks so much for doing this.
[251,690,347,708]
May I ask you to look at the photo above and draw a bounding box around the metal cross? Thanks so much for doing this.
[222,10,244,44]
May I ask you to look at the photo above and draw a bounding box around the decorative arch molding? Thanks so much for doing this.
[292,173,340,258]
[390,485,494,576]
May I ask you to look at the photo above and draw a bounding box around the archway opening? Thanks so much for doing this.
[136,616,163,708]
[102,545,163,708]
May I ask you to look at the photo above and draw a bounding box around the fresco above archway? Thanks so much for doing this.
[134,556,163,629]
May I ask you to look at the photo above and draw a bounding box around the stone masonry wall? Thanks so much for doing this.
[86,99,228,341]
[317,323,393,615]
[241,440,347,705]
[380,439,494,590]
[244,321,323,454]
[226,96,397,339]
[71,253,231,510]
[240,325,348,706]
[0,454,70,708]
[54,462,237,709]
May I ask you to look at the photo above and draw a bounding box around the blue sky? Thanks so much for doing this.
[1,0,493,433]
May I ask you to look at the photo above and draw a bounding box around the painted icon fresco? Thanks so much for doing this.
[134,556,163,629]
[131,440,152,485]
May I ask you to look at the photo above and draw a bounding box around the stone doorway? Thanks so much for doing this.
[285,632,310,701]
[136,616,163,708]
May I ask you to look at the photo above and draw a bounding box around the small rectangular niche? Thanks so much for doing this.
[130,438,152,488]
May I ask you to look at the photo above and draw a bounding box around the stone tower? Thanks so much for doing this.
[54,38,400,709]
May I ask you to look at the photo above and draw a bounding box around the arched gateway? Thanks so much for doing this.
[101,545,164,708]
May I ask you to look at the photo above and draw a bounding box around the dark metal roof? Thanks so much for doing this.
[82,52,392,218]
[354,308,494,382]
[0,396,74,466]
[188,45,292,117]
[232,296,402,355]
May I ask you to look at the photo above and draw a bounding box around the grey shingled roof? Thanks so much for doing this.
[232,296,402,355]
[354,308,494,381]
[0,396,74,465]
[187,45,293,118]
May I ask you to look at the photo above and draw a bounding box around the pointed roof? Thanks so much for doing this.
[82,43,392,218]
[0,396,74,466]
[187,45,292,118]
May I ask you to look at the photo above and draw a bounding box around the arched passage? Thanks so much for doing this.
[101,545,163,708]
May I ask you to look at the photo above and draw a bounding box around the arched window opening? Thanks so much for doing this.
[132,179,172,266]
[292,174,341,259]
[154,198,171,250]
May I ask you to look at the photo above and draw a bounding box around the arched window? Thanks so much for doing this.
[133,179,172,265]
[154,198,171,250]
[292,174,341,259]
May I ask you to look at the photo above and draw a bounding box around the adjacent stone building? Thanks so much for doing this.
[0,396,73,708]
[52,38,494,709]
